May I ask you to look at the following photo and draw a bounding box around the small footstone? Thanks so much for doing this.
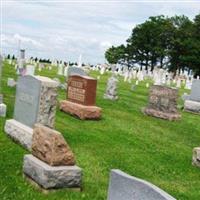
[192,147,200,167]
[23,155,82,189]
[60,100,101,120]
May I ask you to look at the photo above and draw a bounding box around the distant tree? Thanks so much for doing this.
[7,54,10,59]
[168,15,194,74]
[127,15,174,71]
[105,45,126,64]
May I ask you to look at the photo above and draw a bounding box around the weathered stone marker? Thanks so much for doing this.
[104,75,119,100]
[67,66,87,79]
[143,85,181,120]
[192,147,200,167]
[32,124,75,166]
[60,75,101,119]
[4,75,58,150]
[107,169,176,200]
[184,80,200,114]
[23,124,82,191]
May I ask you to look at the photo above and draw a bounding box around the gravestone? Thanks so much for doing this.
[143,85,181,120]
[192,147,200,168]
[107,169,176,200]
[17,49,26,75]
[184,80,200,114]
[60,75,101,119]
[67,75,97,106]
[7,78,16,87]
[104,76,119,100]
[67,66,87,80]
[25,64,35,76]
[4,75,58,150]
[23,124,82,191]
[57,63,63,75]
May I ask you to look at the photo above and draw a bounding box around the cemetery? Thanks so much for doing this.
[0,55,200,200]
[1,2,200,200]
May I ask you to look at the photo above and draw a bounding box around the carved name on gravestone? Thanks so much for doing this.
[67,75,97,106]
[14,75,58,128]
[144,85,181,120]
[107,169,176,200]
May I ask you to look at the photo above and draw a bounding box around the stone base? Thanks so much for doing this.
[143,108,181,121]
[23,175,81,194]
[60,100,101,120]
[4,119,33,150]
[192,147,200,167]
[184,100,200,114]
[23,155,82,190]
[104,94,118,101]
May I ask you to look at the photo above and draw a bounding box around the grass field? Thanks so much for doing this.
[1,61,200,200]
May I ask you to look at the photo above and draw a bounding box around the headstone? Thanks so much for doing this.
[189,80,200,102]
[107,169,176,200]
[0,103,7,117]
[184,80,200,114]
[60,75,101,119]
[4,75,58,150]
[100,66,106,75]
[67,75,97,106]
[14,76,58,128]
[25,65,35,76]
[67,66,87,79]
[104,76,119,100]
[143,85,181,120]
[7,78,16,87]
[131,84,136,91]
[17,49,26,75]
[57,63,64,75]
[64,66,68,77]
[192,147,200,167]
[23,124,82,190]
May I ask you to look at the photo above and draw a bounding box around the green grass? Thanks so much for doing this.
[1,61,200,200]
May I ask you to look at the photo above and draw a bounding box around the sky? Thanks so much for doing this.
[1,0,200,64]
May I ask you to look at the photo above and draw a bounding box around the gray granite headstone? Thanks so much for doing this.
[67,66,87,78]
[107,169,176,200]
[14,75,58,128]
[189,80,200,102]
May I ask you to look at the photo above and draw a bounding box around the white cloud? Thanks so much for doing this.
[1,0,200,63]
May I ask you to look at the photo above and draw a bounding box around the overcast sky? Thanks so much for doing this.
[1,0,200,64]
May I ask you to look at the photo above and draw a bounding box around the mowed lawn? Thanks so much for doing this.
[1,61,200,200]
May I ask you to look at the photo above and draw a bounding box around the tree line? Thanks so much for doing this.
[105,14,200,76]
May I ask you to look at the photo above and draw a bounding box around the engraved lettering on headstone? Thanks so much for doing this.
[19,92,34,105]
